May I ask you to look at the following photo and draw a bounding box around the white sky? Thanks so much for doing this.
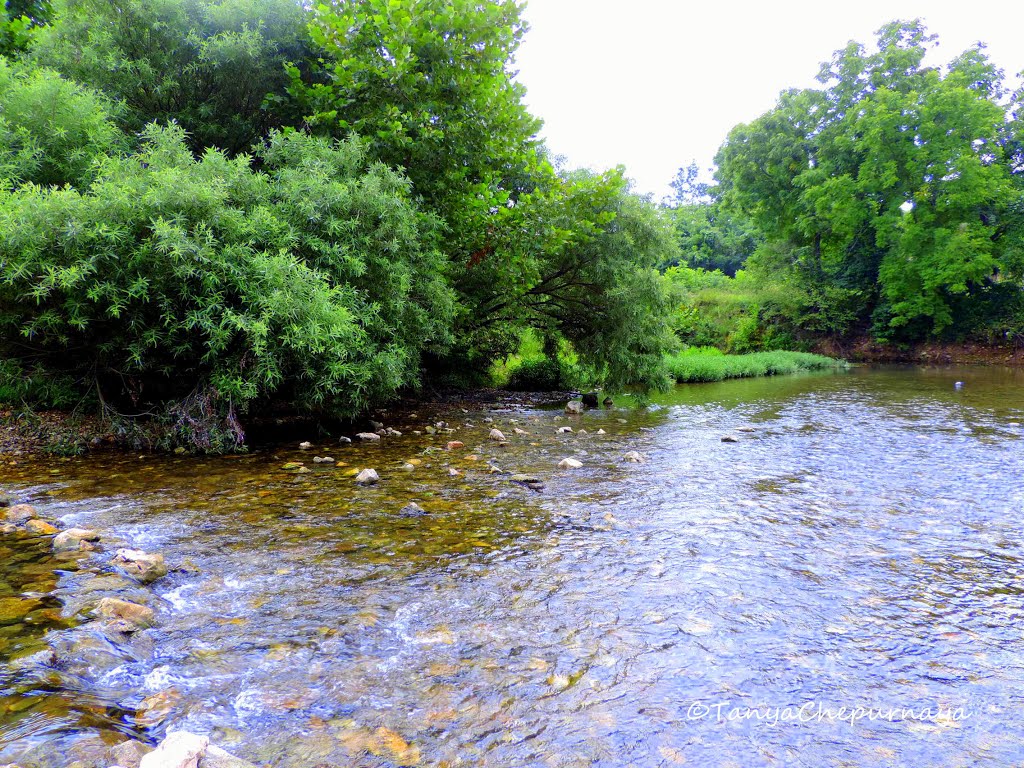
[513,0,1024,200]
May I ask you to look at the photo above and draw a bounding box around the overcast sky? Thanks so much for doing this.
[513,1,1024,200]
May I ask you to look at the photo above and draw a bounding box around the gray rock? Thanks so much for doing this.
[399,502,428,517]
[199,745,258,768]
[355,468,380,485]
[558,458,583,469]
[139,732,209,768]
[356,432,381,442]
[510,474,542,485]
[488,428,506,441]
[557,426,573,434]
[95,597,155,629]
[109,739,154,768]
[623,451,644,463]
[565,400,584,414]
[312,456,335,463]
[338,436,352,444]
[298,441,313,450]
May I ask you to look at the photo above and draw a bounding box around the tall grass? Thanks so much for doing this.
[665,348,844,383]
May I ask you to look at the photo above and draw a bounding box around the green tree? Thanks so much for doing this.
[31,0,312,154]
[716,20,1018,339]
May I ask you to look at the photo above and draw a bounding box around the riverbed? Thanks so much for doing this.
[2,365,1024,766]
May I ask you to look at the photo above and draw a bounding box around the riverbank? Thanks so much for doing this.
[814,337,1024,365]
[665,349,843,383]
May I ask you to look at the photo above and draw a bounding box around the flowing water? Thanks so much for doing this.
[2,365,1024,766]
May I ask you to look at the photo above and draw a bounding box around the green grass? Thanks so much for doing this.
[664,347,845,383]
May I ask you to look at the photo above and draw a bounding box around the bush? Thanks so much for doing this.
[664,350,843,383]
[0,125,454,448]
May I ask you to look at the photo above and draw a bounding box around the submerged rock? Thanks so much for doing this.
[0,492,12,507]
[312,456,335,463]
[558,458,583,470]
[109,740,154,768]
[446,440,465,450]
[721,435,739,443]
[201,745,258,768]
[356,432,381,442]
[4,503,36,524]
[399,502,428,518]
[623,451,645,463]
[112,549,168,584]
[355,468,380,485]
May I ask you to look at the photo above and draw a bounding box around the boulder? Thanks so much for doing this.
[582,393,600,408]
[139,732,209,768]
[356,432,381,442]
[338,436,352,444]
[95,597,155,629]
[4,503,36,524]
[565,400,584,414]
[24,519,59,535]
[112,549,168,584]
[109,740,154,768]
[53,527,100,552]
[488,429,506,441]
[558,458,583,470]
[623,451,645,463]
[355,468,380,485]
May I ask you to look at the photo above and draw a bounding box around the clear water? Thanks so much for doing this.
[2,365,1024,766]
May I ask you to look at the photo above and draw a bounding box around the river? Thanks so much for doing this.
[1,365,1023,766]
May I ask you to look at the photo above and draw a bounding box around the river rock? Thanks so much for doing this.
[603,396,614,407]
[298,441,313,450]
[582,393,600,408]
[53,527,100,551]
[513,427,529,435]
[446,441,465,450]
[558,458,583,469]
[96,597,155,629]
[109,740,155,768]
[200,745,258,768]
[596,429,607,435]
[577,429,588,436]
[0,492,12,507]
[4,503,37,523]
[355,468,380,485]
[623,451,645,463]
[510,474,544,489]
[736,426,756,433]
[399,502,428,517]
[557,426,573,434]
[338,436,352,444]
[356,432,381,442]
[139,732,209,768]
[24,519,59,535]
[565,400,584,414]
[312,456,335,463]
[488,429,506,441]
[385,428,402,437]
[721,435,739,443]
[112,549,168,584]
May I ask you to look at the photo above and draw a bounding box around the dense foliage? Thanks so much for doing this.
[705,21,1024,345]
[0,0,679,449]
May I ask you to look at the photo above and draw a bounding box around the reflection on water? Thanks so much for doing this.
[2,365,1024,766]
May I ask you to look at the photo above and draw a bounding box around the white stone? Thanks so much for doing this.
[139,732,209,768]
[558,458,583,469]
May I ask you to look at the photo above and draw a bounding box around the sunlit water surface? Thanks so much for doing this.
[2,366,1024,766]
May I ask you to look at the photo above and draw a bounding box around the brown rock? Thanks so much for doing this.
[445,441,464,450]
[95,598,155,629]
[24,519,59,535]
[53,527,100,552]
[112,549,168,584]
[4,504,36,523]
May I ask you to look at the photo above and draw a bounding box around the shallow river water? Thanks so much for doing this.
[2,365,1024,767]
